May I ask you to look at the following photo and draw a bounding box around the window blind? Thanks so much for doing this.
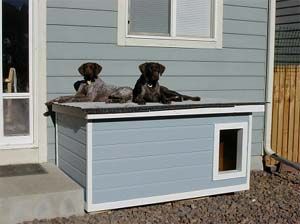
[128,0,170,35]
[176,0,213,38]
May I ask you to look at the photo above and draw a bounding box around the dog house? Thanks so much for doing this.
[53,100,264,212]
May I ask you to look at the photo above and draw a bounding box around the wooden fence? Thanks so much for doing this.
[271,65,300,164]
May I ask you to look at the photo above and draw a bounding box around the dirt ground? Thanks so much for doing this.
[23,170,300,224]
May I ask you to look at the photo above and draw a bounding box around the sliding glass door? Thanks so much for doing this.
[0,0,33,146]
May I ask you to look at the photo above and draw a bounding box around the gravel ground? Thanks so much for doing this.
[23,171,300,224]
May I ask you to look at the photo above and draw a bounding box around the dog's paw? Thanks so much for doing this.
[162,100,171,104]
[193,96,201,101]
[105,99,113,103]
[136,100,146,105]
[173,96,183,102]
[119,99,128,104]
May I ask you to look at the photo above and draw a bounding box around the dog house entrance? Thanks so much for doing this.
[219,129,241,172]
[214,122,248,180]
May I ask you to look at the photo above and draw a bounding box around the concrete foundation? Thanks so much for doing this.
[251,155,264,171]
[0,163,84,224]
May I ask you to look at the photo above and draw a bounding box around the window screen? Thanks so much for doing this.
[128,0,170,36]
[176,0,213,38]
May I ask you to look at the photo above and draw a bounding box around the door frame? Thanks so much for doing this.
[0,0,47,165]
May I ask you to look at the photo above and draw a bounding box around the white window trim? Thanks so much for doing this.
[118,0,223,48]
[213,122,249,181]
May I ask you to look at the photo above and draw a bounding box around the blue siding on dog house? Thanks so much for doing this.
[90,115,249,205]
[53,101,261,212]
[46,0,268,167]
[56,114,87,189]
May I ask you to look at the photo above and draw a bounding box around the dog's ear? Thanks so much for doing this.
[93,63,102,76]
[139,63,147,74]
[158,63,165,76]
[78,63,86,76]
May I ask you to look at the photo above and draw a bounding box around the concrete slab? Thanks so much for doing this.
[0,163,84,224]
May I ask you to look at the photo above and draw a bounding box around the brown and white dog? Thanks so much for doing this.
[133,62,200,105]
[74,63,132,103]
[45,62,132,116]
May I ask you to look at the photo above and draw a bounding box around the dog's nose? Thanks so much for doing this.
[153,73,159,80]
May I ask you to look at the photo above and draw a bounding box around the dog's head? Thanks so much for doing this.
[139,62,165,86]
[78,62,102,82]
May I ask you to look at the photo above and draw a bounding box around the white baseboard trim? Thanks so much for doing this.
[85,183,249,212]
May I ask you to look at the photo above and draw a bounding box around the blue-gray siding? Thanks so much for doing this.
[47,0,268,162]
[91,115,248,204]
[57,114,87,188]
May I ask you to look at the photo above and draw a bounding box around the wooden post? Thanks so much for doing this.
[277,65,286,157]
[282,65,291,160]
[288,65,296,161]
[270,66,280,165]
[296,65,300,163]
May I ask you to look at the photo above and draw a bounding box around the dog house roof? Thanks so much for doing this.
[52,98,265,120]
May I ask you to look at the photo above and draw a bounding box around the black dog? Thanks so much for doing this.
[133,62,201,105]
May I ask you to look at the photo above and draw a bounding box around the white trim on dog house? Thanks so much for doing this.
[213,122,249,180]
[86,105,264,120]
[85,183,249,212]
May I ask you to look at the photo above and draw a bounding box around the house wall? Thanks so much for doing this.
[46,0,268,166]
[275,0,300,64]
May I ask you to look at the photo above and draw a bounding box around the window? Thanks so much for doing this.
[118,0,223,48]
[213,122,248,180]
